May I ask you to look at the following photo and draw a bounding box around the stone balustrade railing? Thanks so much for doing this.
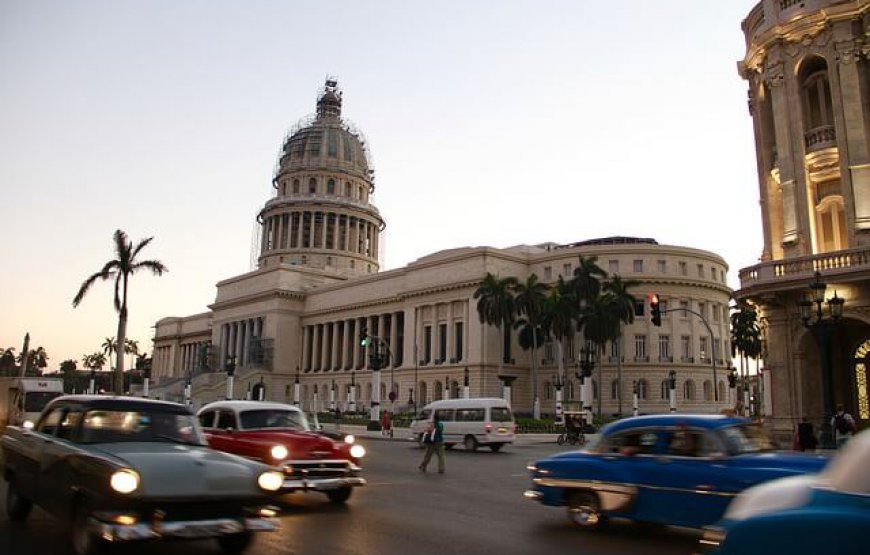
[739,247,870,288]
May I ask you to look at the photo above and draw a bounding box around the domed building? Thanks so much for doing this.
[735,0,870,443]
[149,80,734,420]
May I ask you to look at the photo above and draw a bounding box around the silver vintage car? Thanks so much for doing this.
[1,395,282,555]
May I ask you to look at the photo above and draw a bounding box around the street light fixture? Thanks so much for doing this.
[577,347,595,425]
[552,372,565,425]
[798,271,844,448]
[463,367,470,399]
[668,370,677,413]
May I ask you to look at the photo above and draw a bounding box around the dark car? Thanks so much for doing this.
[197,401,366,504]
[1,395,282,555]
[525,414,829,530]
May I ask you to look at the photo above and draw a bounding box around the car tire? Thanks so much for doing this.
[71,502,105,555]
[463,435,478,452]
[489,443,503,453]
[566,490,606,531]
[6,479,33,522]
[326,487,353,504]
[217,531,254,555]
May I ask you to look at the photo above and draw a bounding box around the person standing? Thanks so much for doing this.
[380,410,392,438]
[418,413,445,474]
[831,404,856,448]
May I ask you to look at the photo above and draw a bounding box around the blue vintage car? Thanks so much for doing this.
[699,429,870,555]
[524,414,829,530]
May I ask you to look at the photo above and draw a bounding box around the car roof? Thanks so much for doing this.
[197,400,302,414]
[603,413,749,434]
[47,394,192,414]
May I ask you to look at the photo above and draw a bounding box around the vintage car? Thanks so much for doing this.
[524,414,830,530]
[0,395,282,555]
[699,429,870,555]
[197,400,366,504]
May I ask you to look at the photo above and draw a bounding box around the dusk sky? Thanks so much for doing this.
[1,0,761,368]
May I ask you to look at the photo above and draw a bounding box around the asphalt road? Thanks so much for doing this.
[0,438,701,555]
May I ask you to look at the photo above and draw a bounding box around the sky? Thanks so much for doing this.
[0,0,762,369]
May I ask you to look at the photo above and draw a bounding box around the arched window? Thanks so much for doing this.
[703,380,713,401]
[637,379,648,400]
[718,381,726,403]
[566,380,575,400]
[683,380,696,401]
[327,179,335,195]
[293,179,300,194]
[380,383,387,401]
[434,381,443,401]
[309,178,317,194]
[815,191,848,253]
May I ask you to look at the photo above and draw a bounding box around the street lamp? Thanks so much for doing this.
[293,366,300,406]
[225,355,236,400]
[728,366,737,405]
[577,347,595,425]
[553,372,565,425]
[668,370,677,413]
[632,380,639,417]
[463,367,470,399]
[798,271,844,448]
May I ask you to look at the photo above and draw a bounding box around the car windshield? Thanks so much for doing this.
[79,409,206,445]
[719,423,778,454]
[239,409,309,430]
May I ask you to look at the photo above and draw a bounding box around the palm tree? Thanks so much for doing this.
[73,229,167,394]
[541,277,579,420]
[730,305,760,413]
[570,255,607,306]
[580,293,621,419]
[474,273,519,389]
[513,274,550,419]
[125,339,140,373]
[102,336,116,374]
[603,275,640,415]
[16,346,49,376]
[0,348,17,377]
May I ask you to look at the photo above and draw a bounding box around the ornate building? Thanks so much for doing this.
[150,80,733,417]
[735,0,870,441]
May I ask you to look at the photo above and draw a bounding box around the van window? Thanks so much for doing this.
[490,407,512,422]
[456,408,484,422]
[418,409,432,420]
[435,409,454,422]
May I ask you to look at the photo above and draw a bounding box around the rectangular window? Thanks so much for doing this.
[681,335,691,360]
[680,300,689,317]
[700,336,708,361]
[456,408,484,422]
[608,260,619,273]
[454,322,464,362]
[711,266,717,281]
[679,261,687,276]
[712,303,720,322]
[634,298,644,317]
[423,326,432,363]
[714,338,722,362]
[657,259,666,273]
[697,264,705,278]
[438,323,447,363]
[659,335,671,361]
[633,259,643,272]
[543,266,552,281]
[634,335,647,360]
[563,263,572,277]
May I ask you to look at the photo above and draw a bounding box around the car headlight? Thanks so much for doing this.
[257,471,284,492]
[344,434,356,444]
[22,420,34,430]
[349,444,366,458]
[270,444,289,460]
[110,469,140,494]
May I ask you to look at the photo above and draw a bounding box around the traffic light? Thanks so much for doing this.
[650,293,662,327]
[359,326,370,347]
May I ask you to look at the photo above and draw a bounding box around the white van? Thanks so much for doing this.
[410,398,516,452]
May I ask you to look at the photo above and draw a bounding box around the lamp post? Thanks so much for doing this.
[225,356,236,400]
[577,347,595,426]
[463,367,470,399]
[293,366,300,406]
[349,370,356,413]
[444,375,450,401]
[632,380,639,417]
[184,370,192,407]
[798,271,844,449]
[553,372,565,425]
[329,379,336,411]
[668,370,677,413]
[728,366,737,406]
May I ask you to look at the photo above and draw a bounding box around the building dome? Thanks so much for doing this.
[257,79,384,278]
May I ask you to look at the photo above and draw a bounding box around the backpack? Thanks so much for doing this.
[834,414,853,435]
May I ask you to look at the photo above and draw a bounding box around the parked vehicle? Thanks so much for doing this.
[525,414,829,530]
[197,400,366,504]
[1,395,281,555]
[410,398,515,452]
[0,377,64,431]
[699,429,870,555]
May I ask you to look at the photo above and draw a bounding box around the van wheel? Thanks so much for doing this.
[489,443,503,452]
[463,435,478,452]
[6,479,33,522]
[566,490,606,530]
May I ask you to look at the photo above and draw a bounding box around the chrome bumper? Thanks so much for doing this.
[523,490,544,501]
[281,476,367,491]
[94,516,278,542]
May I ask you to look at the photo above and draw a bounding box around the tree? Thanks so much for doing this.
[125,339,139,372]
[603,275,640,415]
[59,359,78,392]
[17,346,49,376]
[579,293,621,418]
[102,336,116,374]
[730,305,761,413]
[541,277,577,387]
[513,274,550,419]
[474,273,519,388]
[73,229,167,394]
[570,255,607,306]
[0,348,16,377]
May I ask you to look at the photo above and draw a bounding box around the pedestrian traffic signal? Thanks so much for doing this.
[359,327,371,347]
[650,293,662,327]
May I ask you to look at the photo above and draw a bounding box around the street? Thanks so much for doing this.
[0,437,700,555]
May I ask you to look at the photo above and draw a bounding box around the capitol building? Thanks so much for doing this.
[149,80,734,417]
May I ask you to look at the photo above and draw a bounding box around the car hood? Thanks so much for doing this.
[93,442,267,497]
[235,430,343,458]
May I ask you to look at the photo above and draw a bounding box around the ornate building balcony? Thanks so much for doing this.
[804,125,836,153]
[738,246,870,295]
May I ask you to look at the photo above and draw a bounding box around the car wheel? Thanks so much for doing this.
[217,531,254,555]
[71,503,104,555]
[6,479,33,522]
[489,443,503,453]
[463,435,478,452]
[566,490,605,530]
[326,487,352,504]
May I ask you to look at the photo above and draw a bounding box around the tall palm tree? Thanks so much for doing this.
[541,277,578,420]
[0,348,17,377]
[125,339,140,372]
[603,275,640,415]
[580,293,621,418]
[730,305,760,413]
[571,255,607,307]
[16,346,49,376]
[513,274,550,419]
[474,273,519,389]
[102,336,116,374]
[73,229,167,394]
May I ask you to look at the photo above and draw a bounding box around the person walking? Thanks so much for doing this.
[418,413,445,474]
[796,416,818,452]
[380,410,392,438]
[831,404,856,448]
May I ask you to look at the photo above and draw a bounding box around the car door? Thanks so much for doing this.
[206,409,241,454]
[13,406,66,505]
[595,428,668,521]
[37,407,82,516]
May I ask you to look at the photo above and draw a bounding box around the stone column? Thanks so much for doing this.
[311,324,321,371]
[321,324,330,371]
[331,321,340,370]
[301,326,310,371]
[389,312,399,369]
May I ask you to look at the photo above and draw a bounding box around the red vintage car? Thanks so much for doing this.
[196,400,366,504]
